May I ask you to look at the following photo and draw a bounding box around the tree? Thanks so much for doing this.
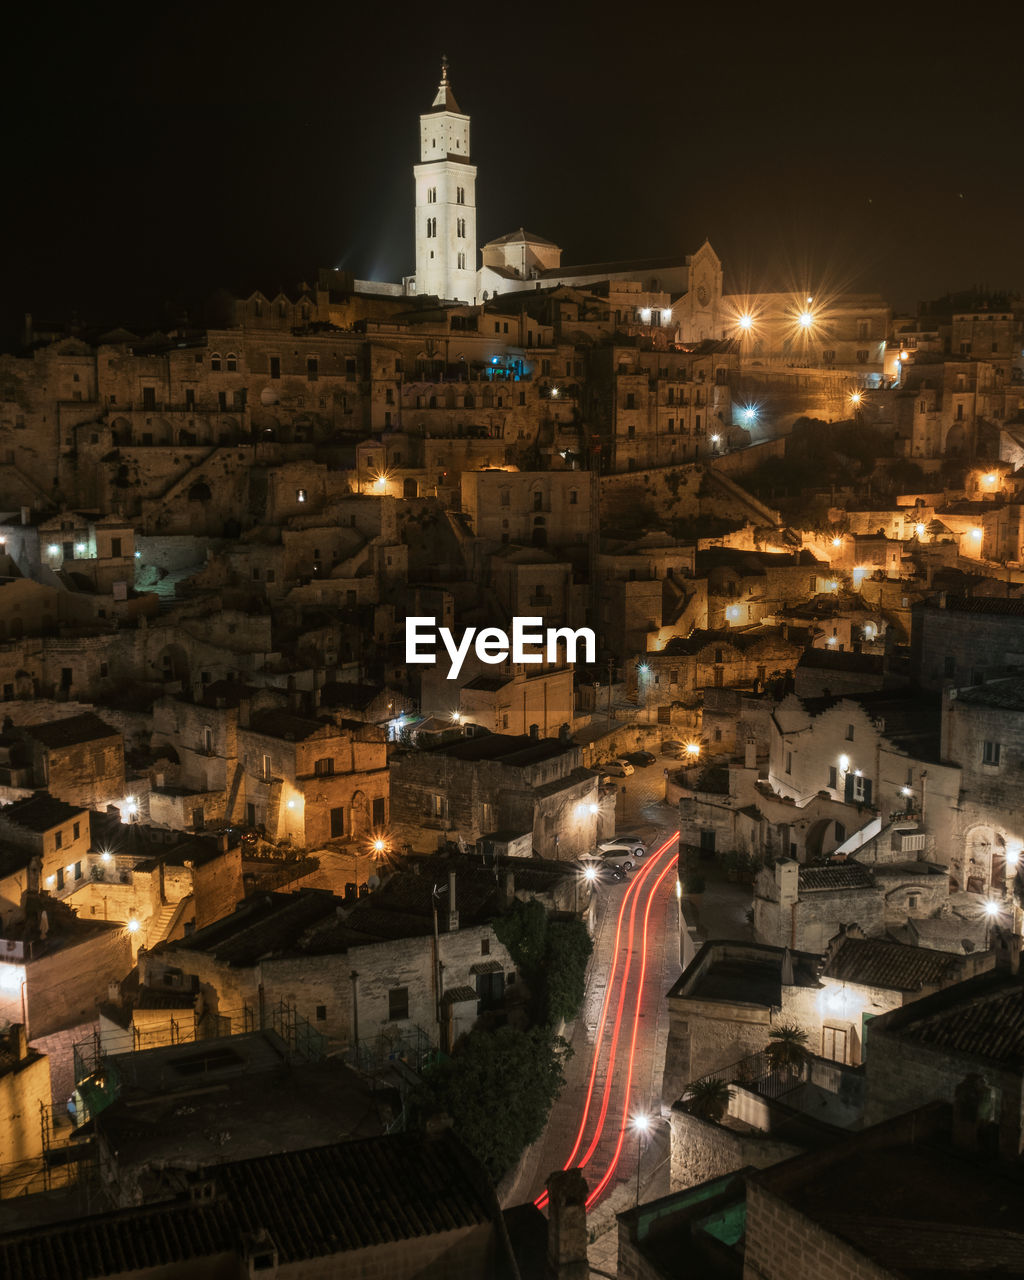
[493,898,548,989]
[766,1024,811,1071]
[542,919,593,1026]
[410,1026,569,1182]
[684,1077,733,1123]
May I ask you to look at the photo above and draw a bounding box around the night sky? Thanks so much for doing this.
[5,2,1022,345]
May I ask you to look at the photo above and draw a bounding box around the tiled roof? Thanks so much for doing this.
[20,713,119,749]
[0,1130,500,1278]
[925,594,1024,616]
[799,863,875,892]
[0,792,85,832]
[954,678,1024,710]
[442,985,479,1004]
[898,983,1024,1065]
[164,891,340,965]
[823,937,961,991]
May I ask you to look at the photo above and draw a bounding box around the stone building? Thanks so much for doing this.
[145,856,573,1055]
[235,704,388,847]
[912,593,1024,690]
[0,1127,526,1279]
[940,677,1024,895]
[460,469,591,552]
[12,713,125,810]
[0,793,91,921]
[0,1025,51,1168]
[389,731,599,858]
[863,967,1024,1150]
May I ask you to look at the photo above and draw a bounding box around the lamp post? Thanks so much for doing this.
[576,862,597,915]
[632,1112,650,1206]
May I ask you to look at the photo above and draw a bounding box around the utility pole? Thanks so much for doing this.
[607,657,614,725]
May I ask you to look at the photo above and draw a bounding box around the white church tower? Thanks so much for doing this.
[413,58,477,303]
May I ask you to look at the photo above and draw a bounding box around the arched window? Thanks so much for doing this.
[226,354,237,372]
[210,353,221,371]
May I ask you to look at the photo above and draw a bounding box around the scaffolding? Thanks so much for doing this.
[0,1100,97,1202]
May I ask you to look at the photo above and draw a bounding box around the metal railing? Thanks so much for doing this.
[690,1048,806,1101]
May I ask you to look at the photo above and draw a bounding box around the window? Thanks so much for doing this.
[856,349,869,363]
[269,356,281,379]
[296,488,307,503]
[785,751,792,774]
[307,357,319,382]
[372,797,386,826]
[569,489,578,505]
[210,354,221,371]
[850,775,869,802]
[315,757,335,776]
[908,894,920,909]
[226,354,237,372]
[481,937,490,956]
[846,724,855,741]
[388,987,409,1021]
[316,1005,327,1021]
[56,867,64,890]
[982,741,1001,766]
[55,830,63,850]
[74,861,82,880]
[262,754,272,781]
[330,806,346,838]
[834,822,846,843]
[943,655,956,677]
[828,766,837,789]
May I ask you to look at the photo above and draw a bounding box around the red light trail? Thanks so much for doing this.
[535,829,679,1212]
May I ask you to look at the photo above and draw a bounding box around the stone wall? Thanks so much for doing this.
[0,1033,51,1165]
[24,925,133,1037]
[669,1096,803,1192]
[744,1180,893,1280]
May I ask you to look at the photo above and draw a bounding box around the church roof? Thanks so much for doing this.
[484,227,560,249]
[429,58,462,114]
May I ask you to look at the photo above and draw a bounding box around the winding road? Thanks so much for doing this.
[504,820,681,1214]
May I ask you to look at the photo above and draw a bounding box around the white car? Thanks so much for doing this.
[597,834,647,858]
[602,759,635,777]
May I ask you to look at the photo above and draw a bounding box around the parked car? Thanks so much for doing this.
[602,758,635,777]
[597,834,647,858]
[595,844,638,871]
[625,750,657,767]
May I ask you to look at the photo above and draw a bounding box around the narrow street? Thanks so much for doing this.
[502,760,683,1218]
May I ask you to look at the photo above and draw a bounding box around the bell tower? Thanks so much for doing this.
[413,57,477,303]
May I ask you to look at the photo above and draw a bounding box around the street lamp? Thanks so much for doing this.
[632,1112,650,1205]
[576,862,597,914]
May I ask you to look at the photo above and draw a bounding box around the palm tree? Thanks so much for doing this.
[766,1025,811,1072]
[684,1077,733,1123]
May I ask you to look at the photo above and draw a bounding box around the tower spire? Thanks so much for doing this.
[431,55,461,113]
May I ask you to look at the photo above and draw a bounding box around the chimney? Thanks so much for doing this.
[192,680,205,704]
[529,723,540,740]
[546,1169,589,1280]
[12,1024,28,1062]
[238,697,251,728]
[744,737,756,769]
[20,506,30,526]
[558,722,572,745]
[447,870,459,932]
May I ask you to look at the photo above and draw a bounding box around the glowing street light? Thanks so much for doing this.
[127,918,140,933]
[915,523,926,538]
[450,710,461,724]
[737,314,753,331]
[798,309,815,329]
[849,392,862,407]
[711,434,721,445]
[684,741,701,759]
[831,536,842,548]
[970,528,983,542]
[742,406,757,424]
[661,309,672,324]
